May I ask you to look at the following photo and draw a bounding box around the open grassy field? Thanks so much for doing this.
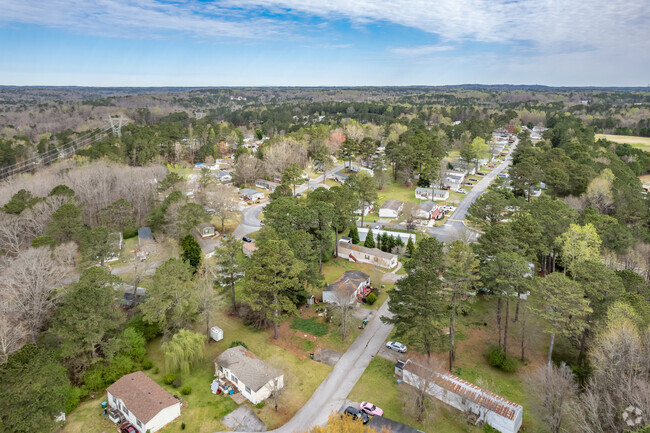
[596,134,650,152]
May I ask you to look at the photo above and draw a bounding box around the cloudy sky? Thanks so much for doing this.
[0,0,648,86]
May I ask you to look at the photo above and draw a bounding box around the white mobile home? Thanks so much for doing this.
[214,346,284,405]
[107,371,181,433]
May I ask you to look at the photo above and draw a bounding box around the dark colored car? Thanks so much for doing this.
[469,178,478,182]
[476,172,486,176]
[242,236,253,243]
[344,406,370,424]
[120,423,137,433]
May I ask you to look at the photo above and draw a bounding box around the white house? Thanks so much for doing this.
[357,228,415,246]
[378,200,404,218]
[412,201,442,222]
[354,203,374,216]
[337,238,398,269]
[214,346,284,405]
[323,269,371,304]
[332,171,348,183]
[215,170,233,182]
[107,371,181,433]
[241,188,265,201]
[415,187,449,201]
[255,179,280,191]
[400,360,523,433]
[443,171,466,190]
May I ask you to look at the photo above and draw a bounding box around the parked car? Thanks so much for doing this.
[344,406,370,424]
[442,205,455,212]
[466,182,473,186]
[386,341,407,353]
[120,423,137,433]
[469,178,478,182]
[456,188,467,194]
[242,236,253,243]
[360,402,384,416]
[476,172,486,176]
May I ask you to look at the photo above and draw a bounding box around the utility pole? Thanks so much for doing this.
[108,115,125,138]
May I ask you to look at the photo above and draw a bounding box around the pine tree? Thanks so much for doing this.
[349,225,360,244]
[181,234,202,272]
[364,228,376,248]
[406,236,415,257]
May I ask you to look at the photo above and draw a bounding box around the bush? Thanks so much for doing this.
[142,360,153,370]
[172,379,182,388]
[125,314,161,341]
[181,386,192,395]
[229,340,248,349]
[163,374,176,385]
[153,367,159,374]
[365,293,377,305]
[486,345,517,373]
[255,401,265,409]
[65,386,83,413]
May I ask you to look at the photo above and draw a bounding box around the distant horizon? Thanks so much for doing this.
[1,1,648,87]
[1,84,649,91]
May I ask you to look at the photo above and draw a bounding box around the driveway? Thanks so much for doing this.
[216,298,394,433]
[428,139,518,243]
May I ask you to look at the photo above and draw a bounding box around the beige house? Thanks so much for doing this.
[337,238,398,269]
[378,200,404,218]
[214,346,284,405]
[107,371,181,433]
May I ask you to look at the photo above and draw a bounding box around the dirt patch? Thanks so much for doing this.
[314,348,342,367]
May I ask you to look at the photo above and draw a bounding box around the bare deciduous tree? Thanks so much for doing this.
[526,363,577,433]
[332,286,356,341]
[263,140,307,179]
[0,243,77,343]
[204,184,240,233]
[233,154,263,186]
[0,303,28,363]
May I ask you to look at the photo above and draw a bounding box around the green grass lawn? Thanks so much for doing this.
[349,357,477,433]
[291,317,330,337]
[377,181,418,204]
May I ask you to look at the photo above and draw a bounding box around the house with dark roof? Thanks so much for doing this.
[107,371,181,433]
[214,346,284,405]
[323,269,370,304]
[367,415,424,433]
[399,359,523,433]
[137,227,154,245]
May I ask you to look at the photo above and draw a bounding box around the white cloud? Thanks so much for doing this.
[389,45,455,56]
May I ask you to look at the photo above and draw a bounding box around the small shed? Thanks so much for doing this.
[138,227,154,245]
[210,326,224,342]
[395,360,406,377]
[197,222,216,238]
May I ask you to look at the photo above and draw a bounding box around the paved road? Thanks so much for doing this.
[232,164,346,240]
[428,139,518,243]
[217,299,395,433]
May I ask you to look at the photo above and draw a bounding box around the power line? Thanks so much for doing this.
[0,126,112,181]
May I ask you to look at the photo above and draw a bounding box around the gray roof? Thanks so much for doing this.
[241,188,263,197]
[138,227,153,241]
[380,200,403,211]
[417,201,437,212]
[368,416,424,433]
[334,171,348,179]
[215,346,282,392]
[215,170,231,177]
[324,270,369,295]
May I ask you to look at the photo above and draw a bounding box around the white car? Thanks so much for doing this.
[386,341,407,353]
[456,188,467,194]
[443,205,455,212]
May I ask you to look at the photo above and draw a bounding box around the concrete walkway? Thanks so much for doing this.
[216,299,394,433]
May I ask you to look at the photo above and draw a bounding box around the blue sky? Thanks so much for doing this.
[0,0,648,87]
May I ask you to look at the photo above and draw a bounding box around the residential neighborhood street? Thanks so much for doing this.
[428,138,518,243]
[217,299,395,433]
